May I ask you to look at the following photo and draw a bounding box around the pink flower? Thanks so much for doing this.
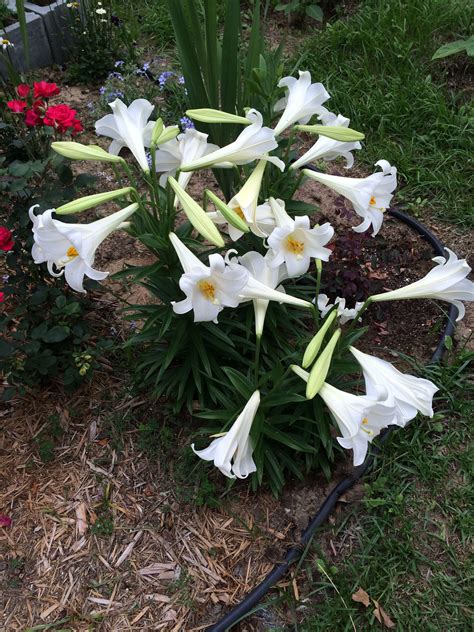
[16,83,30,98]
[33,81,60,99]
[7,99,27,113]
[0,227,14,251]
[25,109,43,127]
[0,515,12,527]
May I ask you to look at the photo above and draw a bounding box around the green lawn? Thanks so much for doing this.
[299,0,473,226]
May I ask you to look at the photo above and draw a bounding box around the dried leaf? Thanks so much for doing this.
[352,587,370,608]
[75,502,88,535]
[373,599,396,628]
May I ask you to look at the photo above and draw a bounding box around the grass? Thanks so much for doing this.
[299,0,474,226]
[258,348,473,630]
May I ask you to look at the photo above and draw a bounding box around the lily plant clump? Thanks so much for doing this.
[29,70,474,493]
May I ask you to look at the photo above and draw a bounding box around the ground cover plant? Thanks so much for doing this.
[300,0,473,225]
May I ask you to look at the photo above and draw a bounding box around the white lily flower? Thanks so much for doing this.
[319,382,397,466]
[350,346,439,426]
[371,248,473,321]
[317,294,364,324]
[170,234,311,324]
[154,128,219,191]
[266,197,334,277]
[207,160,275,241]
[291,112,361,170]
[208,200,276,242]
[239,251,311,337]
[274,70,330,136]
[303,160,397,237]
[180,109,284,172]
[30,203,137,293]
[95,98,156,171]
[169,233,248,323]
[192,390,260,479]
[289,370,396,465]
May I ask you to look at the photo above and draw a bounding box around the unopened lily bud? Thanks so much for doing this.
[186,108,250,125]
[302,309,338,369]
[295,124,365,142]
[151,118,164,145]
[156,125,180,145]
[168,177,225,247]
[306,329,341,399]
[56,187,134,215]
[206,190,249,234]
[52,141,124,163]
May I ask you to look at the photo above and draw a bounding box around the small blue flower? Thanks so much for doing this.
[99,86,106,95]
[145,151,152,168]
[2,274,9,283]
[158,71,174,89]
[108,71,124,81]
[180,116,195,130]
[114,60,125,67]
[178,75,185,85]
[129,320,137,330]
[142,62,150,72]
[86,101,95,111]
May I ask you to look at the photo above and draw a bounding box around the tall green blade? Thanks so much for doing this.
[15,0,29,68]
[221,0,240,114]
[203,0,219,108]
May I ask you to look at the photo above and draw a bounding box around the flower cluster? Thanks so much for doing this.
[32,69,473,482]
[6,82,83,134]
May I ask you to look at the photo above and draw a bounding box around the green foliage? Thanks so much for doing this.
[0,1,14,29]
[275,0,323,23]
[299,0,474,225]
[63,0,136,84]
[259,350,473,630]
[115,0,175,49]
[432,34,474,59]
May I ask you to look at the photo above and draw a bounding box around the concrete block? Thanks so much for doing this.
[25,0,73,64]
[1,12,54,78]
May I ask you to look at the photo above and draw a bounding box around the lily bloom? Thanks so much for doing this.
[290,369,397,466]
[233,251,310,336]
[371,248,473,321]
[95,98,156,171]
[291,111,361,170]
[169,233,248,323]
[317,294,364,324]
[30,203,137,293]
[303,160,397,237]
[192,390,260,478]
[350,346,438,426]
[266,197,334,277]
[273,70,330,136]
[180,109,284,172]
[154,128,219,191]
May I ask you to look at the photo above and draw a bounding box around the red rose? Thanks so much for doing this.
[16,84,30,98]
[33,81,60,99]
[0,227,14,251]
[0,292,4,304]
[44,104,81,133]
[7,99,27,113]
[71,118,84,135]
[25,109,43,127]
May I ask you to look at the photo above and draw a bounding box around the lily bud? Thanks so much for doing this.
[206,190,250,234]
[56,187,134,215]
[151,118,164,145]
[155,124,180,147]
[295,124,365,142]
[302,309,338,368]
[168,177,225,247]
[52,141,124,163]
[186,108,250,126]
[306,329,341,399]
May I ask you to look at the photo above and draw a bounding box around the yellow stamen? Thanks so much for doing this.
[362,417,369,425]
[286,236,305,257]
[234,206,245,220]
[67,246,79,258]
[369,196,376,206]
[198,279,217,302]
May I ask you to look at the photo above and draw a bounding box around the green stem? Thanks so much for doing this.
[254,335,262,386]
[288,171,304,198]
[345,297,373,336]
[314,258,322,327]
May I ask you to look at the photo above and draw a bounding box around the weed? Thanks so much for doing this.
[35,414,64,463]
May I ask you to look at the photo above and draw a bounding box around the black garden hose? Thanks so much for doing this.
[206,209,458,631]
